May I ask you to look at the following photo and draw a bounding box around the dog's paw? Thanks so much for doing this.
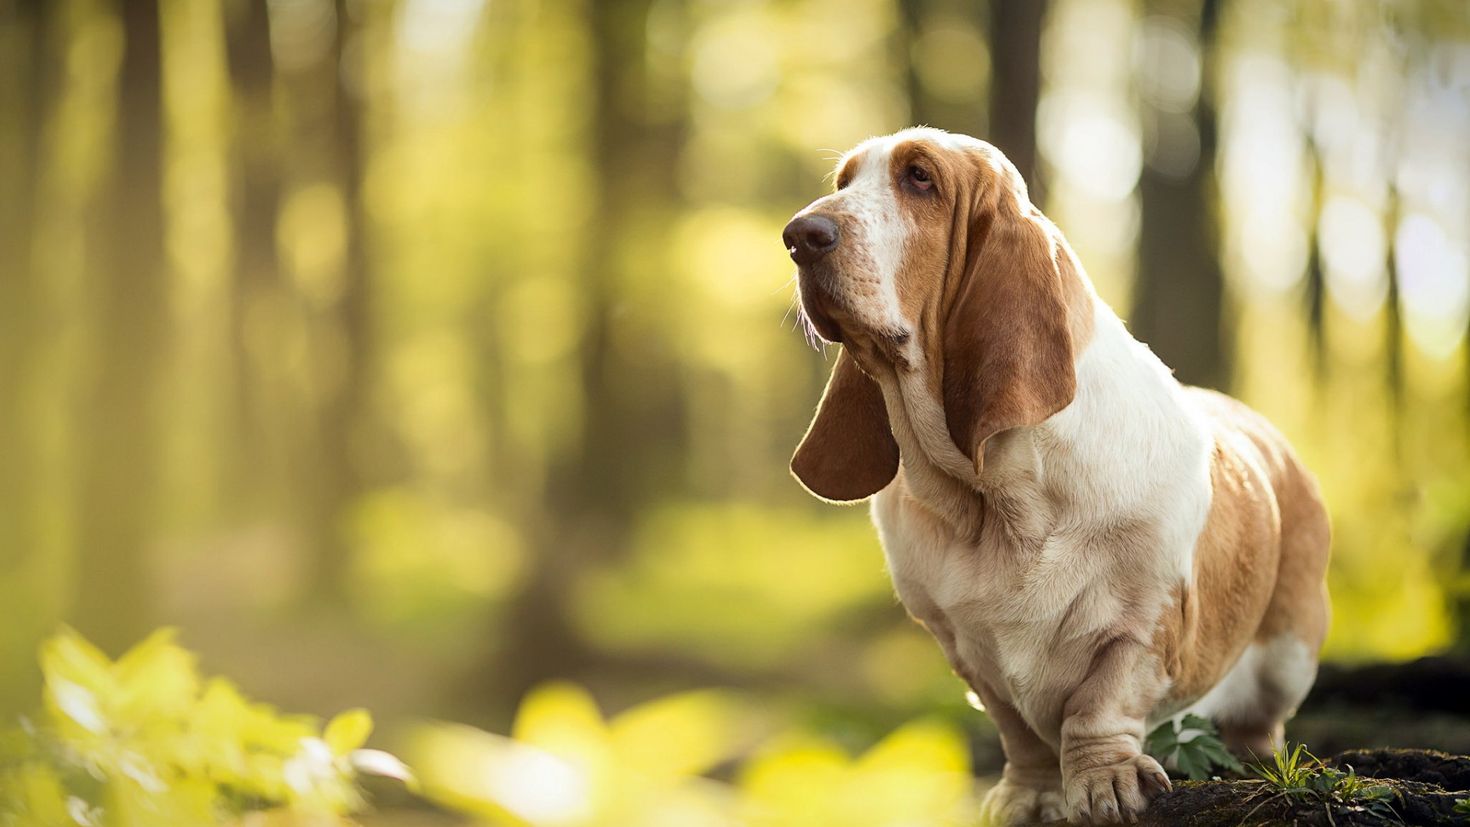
[1062,752,1169,824]
[980,777,1065,826]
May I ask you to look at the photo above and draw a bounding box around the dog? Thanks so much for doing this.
[782,128,1330,825]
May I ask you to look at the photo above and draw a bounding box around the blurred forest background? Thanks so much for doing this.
[1,0,1470,814]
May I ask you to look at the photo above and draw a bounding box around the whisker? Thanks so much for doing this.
[794,303,823,352]
[769,273,797,296]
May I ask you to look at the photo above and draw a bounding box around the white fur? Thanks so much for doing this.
[793,135,913,336]
[1182,633,1318,728]
[792,129,1324,824]
[873,296,1215,740]
[848,146,909,330]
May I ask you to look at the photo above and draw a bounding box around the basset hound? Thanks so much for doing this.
[782,128,1330,826]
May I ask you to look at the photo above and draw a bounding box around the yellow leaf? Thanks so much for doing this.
[114,628,201,720]
[324,709,374,755]
[852,720,976,826]
[857,719,969,775]
[404,722,590,826]
[738,735,850,827]
[0,763,73,827]
[39,627,117,725]
[511,682,609,762]
[609,690,752,781]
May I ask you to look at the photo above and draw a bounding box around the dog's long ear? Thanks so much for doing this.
[942,181,1077,476]
[791,349,899,502]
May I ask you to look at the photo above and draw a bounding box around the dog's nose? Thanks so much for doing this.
[782,215,839,266]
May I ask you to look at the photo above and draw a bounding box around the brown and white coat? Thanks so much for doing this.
[783,128,1330,826]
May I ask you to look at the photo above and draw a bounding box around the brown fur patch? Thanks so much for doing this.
[835,151,864,191]
[938,151,1080,475]
[1155,388,1331,706]
[857,138,1094,475]
[790,349,900,502]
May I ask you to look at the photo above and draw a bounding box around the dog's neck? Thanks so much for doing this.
[853,294,1113,544]
[866,354,1043,543]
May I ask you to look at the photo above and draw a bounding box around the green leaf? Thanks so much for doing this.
[1306,771,1336,794]
[1146,716,1243,780]
[1192,736,1245,775]
[1358,784,1394,802]
[1179,714,1214,732]
[1174,744,1211,781]
[1144,722,1178,758]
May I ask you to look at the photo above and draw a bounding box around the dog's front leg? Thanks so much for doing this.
[975,682,1065,826]
[1058,638,1171,824]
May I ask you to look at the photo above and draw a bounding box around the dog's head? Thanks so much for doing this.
[785,127,1087,502]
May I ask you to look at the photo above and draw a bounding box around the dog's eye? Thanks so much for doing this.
[906,165,933,192]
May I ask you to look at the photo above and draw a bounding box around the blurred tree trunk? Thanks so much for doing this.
[1459,533,1470,656]
[898,0,986,135]
[0,0,53,711]
[223,0,280,507]
[487,0,686,706]
[898,0,932,124]
[1130,0,1228,390]
[0,0,49,577]
[1303,143,1328,381]
[1382,190,1404,451]
[298,0,373,606]
[72,0,167,653]
[988,0,1045,203]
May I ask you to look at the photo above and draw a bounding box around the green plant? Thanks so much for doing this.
[1145,714,1244,780]
[1248,743,1399,824]
[0,627,411,827]
[1454,796,1470,815]
[1256,741,1318,790]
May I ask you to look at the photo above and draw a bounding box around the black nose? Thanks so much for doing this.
[782,215,839,266]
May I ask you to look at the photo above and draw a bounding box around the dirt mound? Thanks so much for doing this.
[1329,748,1470,792]
[1133,748,1470,827]
[1140,778,1463,826]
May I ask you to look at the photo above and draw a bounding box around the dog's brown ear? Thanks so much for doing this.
[942,193,1077,476]
[792,349,899,502]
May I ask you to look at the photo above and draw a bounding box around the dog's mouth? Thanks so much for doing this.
[795,270,847,344]
[795,268,914,358]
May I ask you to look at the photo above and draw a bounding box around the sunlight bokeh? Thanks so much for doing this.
[1,0,1469,822]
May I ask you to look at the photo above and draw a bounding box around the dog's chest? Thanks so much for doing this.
[872,489,1122,726]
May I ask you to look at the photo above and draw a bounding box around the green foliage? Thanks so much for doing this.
[1145,714,1244,780]
[1256,742,1319,790]
[0,628,411,827]
[1251,743,1400,823]
[1454,796,1470,815]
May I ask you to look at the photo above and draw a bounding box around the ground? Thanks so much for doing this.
[1134,749,1470,827]
[355,657,1470,825]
